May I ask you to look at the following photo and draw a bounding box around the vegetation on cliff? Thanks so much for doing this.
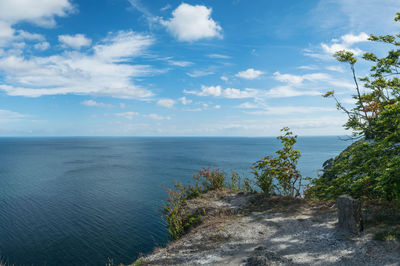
[307,13,400,202]
[163,127,303,239]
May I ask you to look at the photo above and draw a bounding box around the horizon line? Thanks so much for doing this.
[0,135,350,138]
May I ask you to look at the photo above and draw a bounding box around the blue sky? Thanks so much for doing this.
[0,0,399,136]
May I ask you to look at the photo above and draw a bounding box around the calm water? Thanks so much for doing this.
[0,137,350,265]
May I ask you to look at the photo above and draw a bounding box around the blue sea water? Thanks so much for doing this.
[0,137,350,265]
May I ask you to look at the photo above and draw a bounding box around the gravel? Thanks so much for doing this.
[137,192,400,266]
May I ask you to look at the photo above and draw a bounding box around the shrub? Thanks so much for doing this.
[194,168,226,191]
[243,177,256,193]
[230,170,241,191]
[251,165,273,195]
[309,13,400,202]
[253,127,303,197]
[163,181,187,239]
[306,138,400,201]
[163,168,229,239]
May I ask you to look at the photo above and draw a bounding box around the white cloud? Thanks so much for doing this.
[115,111,138,120]
[184,85,259,99]
[235,68,264,80]
[0,0,73,47]
[182,107,203,112]
[160,4,172,12]
[177,115,347,136]
[265,85,321,98]
[157,98,176,108]
[185,82,323,100]
[161,3,222,42]
[120,103,126,108]
[320,32,369,57]
[168,60,192,67]
[268,71,354,98]
[187,70,214,78]
[34,41,50,51]
[15,30,44,41]
[320,43,361,56]
[304,32,369,59]
[94,31,153,62]
[0,109,25,123]
[341,32,369,45]
[237,102,259,109]
[342,97,357,104]
[273,71,353,89]
[0,0,74,27]
[208,54,230,59]
[297,65,318,70]
[144,114,171,120]
[58,34,92,49]
[222,88,259,98]
[185,85,221,97]
[244,106,336,115]
[179,96,192,105]
[273,72,330,86]
[0,21,14,44]
[0,30,155,99]
[0,23,48,47]
[273,72,304,86]
[111,111,171,121]
[220,75,228,81]
[128,0,160,27]
[214,105,221,109]
[325,65,345,73]
[81,100,113,108]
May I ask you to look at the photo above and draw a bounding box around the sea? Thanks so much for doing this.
[0,137,350,265]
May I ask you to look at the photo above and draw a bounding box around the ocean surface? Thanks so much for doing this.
[0,137,350,265]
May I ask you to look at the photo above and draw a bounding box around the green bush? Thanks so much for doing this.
[251,166,273,195]
[306,138,400,201]
[163,181,187,239]
[308,13,400,203]
[194,168,226,191]
[253,127,303,197]
[242,177,256,193]
[230,170,241,191]
[163,168,230,239]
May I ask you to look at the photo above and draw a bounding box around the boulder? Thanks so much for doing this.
[337,195,363,234]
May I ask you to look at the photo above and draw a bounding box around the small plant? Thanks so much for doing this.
[163,168,228,239]
[195,168,226,191]
[133,259,144,266]
[253,127,303,197]
[251,165,273,195]
[243,177,256,193]
[182,213,202,231]
[374,228,400,241]
[163,181,187,239]
[230,170,241,191]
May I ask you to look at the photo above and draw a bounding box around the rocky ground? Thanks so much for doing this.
[135,190,400,265]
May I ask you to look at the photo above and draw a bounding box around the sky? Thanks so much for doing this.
[0,0,399,136]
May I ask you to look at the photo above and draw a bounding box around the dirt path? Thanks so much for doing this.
[137,191,400,265]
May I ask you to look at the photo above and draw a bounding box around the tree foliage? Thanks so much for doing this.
[253,127,303,197]
[308,13,400,202]
[323,14,400,141]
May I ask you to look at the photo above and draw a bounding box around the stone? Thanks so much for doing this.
[337,195,363,234]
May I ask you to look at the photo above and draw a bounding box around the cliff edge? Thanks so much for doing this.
[135,190,400,265]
